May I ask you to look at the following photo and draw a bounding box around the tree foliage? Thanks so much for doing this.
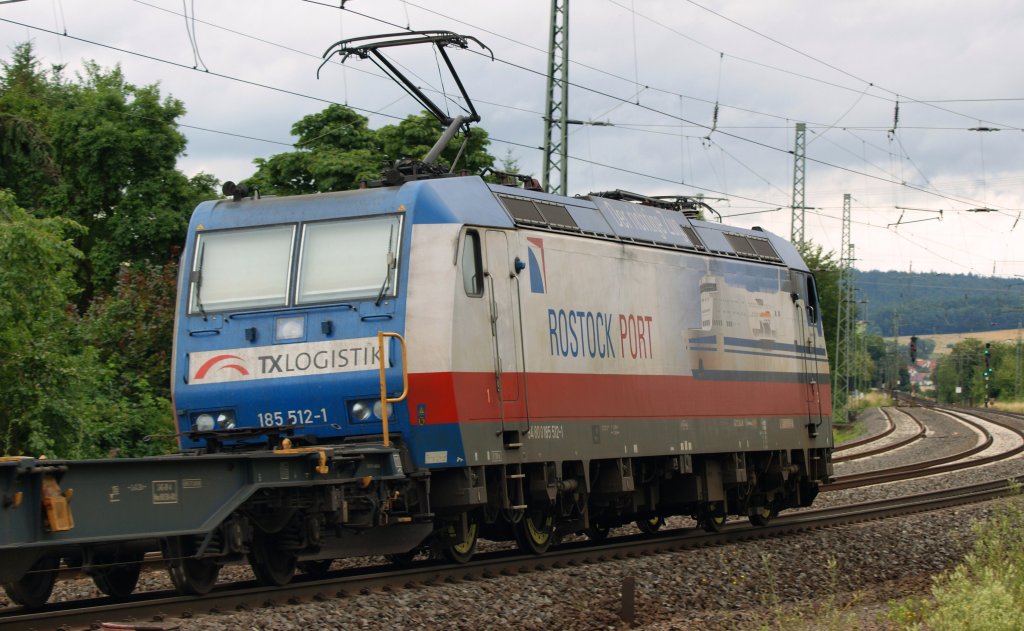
[0,190,88,456]
[0,43,206,457]
[0,43,217,297]
[934,339,1023,405]
[856,270,1024,336]
[246,106,495,195]
[796,241,841,375]
[0,190,176,458]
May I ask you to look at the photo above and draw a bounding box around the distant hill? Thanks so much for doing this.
[853,270,1024,337]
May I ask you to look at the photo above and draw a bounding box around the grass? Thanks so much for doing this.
[884,487,1024,630]
[851,391,895,411]
[758,554,860,630]
[833,422,864,445]
[991,400,1024,414]
[834,392,894,446]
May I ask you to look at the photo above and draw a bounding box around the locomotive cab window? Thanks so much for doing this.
[189,224,295,314]
[805,274,820,325]
[462,230,483,297]
[296,215,402,304]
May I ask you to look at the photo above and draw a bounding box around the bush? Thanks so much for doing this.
[886,490,1024,630]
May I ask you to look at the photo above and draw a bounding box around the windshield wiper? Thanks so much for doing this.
[192,241,208,319]
[375,225,396,307]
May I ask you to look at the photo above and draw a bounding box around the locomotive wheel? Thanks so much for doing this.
[248,530,297,587]
[584,520,610,542]
[514,506,555,555]
[92,551,144,598]
[442,518,479,564]
[297,560,333,578]
[635,515,664,534]
[2,556,59,607]
[699,506,727,533]
[748,504,778,527]
[164,537,220,596]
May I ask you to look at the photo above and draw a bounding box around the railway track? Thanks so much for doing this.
[832,406,897,455]
[4,404,1022,631]
[828,406,1024,491]
[832,407,924,463]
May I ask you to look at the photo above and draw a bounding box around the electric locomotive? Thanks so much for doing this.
[177,174,835,540]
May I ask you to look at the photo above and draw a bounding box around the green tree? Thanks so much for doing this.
[796,241,841,376]
[0,43,62,210]
[88,171,217,286]
[0,190,175,458]
[0,43,216,296]
[80,260,179,402]
[76,260,180,458]
[375,111,494,173]
[934,339,985,405]
[246,106,496,194]
[0,190,89,456]
[247,104,379,195]
[0,43,213,458]
[44,61,194,294]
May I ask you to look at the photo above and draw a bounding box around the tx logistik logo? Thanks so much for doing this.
[527,237,547,294]
[188,337,383,385]
[194,354,250,379]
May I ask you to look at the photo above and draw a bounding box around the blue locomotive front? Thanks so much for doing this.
[172,186,412,451]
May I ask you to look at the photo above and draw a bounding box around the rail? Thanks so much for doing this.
[377,331,409,447]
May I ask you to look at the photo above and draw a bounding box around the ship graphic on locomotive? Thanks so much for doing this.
[0,32,832,607]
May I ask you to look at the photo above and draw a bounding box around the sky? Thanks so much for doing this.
[2,0,1023,278]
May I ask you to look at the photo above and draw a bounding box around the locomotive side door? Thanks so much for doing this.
[484,230,527,432]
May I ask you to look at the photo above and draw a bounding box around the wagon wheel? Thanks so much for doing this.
[248,530,297,587]
[2,556,59,608]
[635,515,664,534]
[92,550,144,598]
[442,515,480,564]
[297,559,333,578]
[164,536,220,596]
[514,505,555,555]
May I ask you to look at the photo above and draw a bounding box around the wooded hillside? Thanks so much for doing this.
[855,270,1024,337]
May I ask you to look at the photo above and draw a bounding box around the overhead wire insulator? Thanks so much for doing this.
[888,99,900,138]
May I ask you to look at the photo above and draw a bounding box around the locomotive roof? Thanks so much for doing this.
[190,175,808,272]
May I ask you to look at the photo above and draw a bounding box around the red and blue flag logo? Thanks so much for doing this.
[527,237,547,294]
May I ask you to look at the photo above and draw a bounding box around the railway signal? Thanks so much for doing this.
[983,343,993,407]
[909,336,918,362]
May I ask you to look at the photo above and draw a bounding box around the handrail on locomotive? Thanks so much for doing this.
[378,329,409,448]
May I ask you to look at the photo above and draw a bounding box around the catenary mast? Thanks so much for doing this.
[541,0,570,195]
[789,122,807,246]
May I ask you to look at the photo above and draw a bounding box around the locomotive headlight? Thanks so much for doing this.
[350,401,372,422]
[216,411,236,430]
[195,413,215,432]
[275,316,305,341]
[372,401,393,419]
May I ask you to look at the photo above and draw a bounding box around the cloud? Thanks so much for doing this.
[2,0,1022,276]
